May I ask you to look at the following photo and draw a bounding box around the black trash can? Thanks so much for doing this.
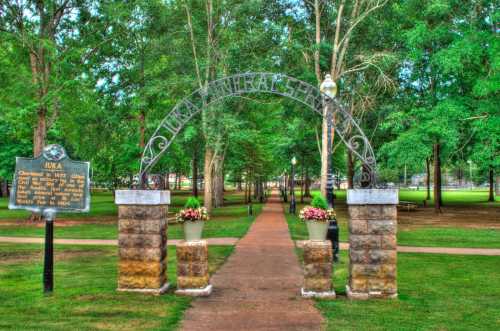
[327,218,339,262]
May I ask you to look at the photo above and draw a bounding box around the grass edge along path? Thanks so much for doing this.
[312,251,500,331]
[0,243,234,331]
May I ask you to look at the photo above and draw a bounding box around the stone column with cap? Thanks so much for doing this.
[301,240,336,298]
[175,240,212,296]
[115,190,170,295]
[346,189,398,299]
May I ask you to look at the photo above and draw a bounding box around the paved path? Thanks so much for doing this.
[179,194,324,331]
[1,236,499,256]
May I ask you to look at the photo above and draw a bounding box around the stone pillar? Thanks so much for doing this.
[115,190,170,295]
[175,240,212,296]
[347,189,398,300]
[301,240,336,298]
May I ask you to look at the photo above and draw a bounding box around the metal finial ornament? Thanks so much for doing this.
[42,145,67,161]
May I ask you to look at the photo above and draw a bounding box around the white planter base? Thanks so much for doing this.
[175,284,213,297]
[184,221,205,242]
[117,283,170,296]
[346,286,398,300]
[301,288,336,299]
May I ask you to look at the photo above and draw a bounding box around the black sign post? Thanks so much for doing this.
[9,145,90,294]
[43,210,55,293]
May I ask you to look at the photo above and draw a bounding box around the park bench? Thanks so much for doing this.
[398,201,418,212]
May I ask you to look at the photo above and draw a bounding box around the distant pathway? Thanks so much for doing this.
[1,236,499,256]
[179,192,324,331]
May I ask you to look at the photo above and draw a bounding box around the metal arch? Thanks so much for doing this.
[139,72,377,187]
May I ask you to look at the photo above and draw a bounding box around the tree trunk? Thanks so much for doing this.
[305,167,311,198]
[488,166,494,202]
[246,172,253,203]
[203,148,214,212]
[139,110,145,150]
[237,175,243,191]
[426,157,431,200]
[496,175,500,197]
[213,154,224,208]
[433,143,442,212]
[165,171,170,190]
[157,175,164,190]
[300,162,305,203]
[254,179,260,201]
[253,179,258,200]
[457,167,463,186]
[347,149,354,189]
[0,179,8,198]
[192,151,198,198]
[259,180,264,203]
[34,108,47,157]
[244,175,249,203]
[403,163,407,187]
[313,0,321,83]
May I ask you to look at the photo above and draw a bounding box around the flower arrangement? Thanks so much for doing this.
[299,195,336,222]
[176,197,209,223]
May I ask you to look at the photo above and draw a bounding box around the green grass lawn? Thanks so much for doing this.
[0,243,233,330]
[0,190,262,239]
[315,251,500,330]
[0,190,252,220]
[397,227,500,248]
[0,191,117,220]
[297,188,499,205]
[0,203,263,239]
[285,204,500,248]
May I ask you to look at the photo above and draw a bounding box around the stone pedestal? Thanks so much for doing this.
[115,190,170,295]
[347,189,398,300]
[301,240,335,298]
[175,240,212,296]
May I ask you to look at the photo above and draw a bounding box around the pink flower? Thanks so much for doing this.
[299,206,335,222]
[176,207,210,223]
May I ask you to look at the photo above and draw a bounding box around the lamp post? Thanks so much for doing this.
[289,157,297,214]
[320,74,339,262]
[283,171,288,202]
[467,160,473,190]
[320,74,337,209]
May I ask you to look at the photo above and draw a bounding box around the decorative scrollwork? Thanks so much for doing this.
[139,72,378,188]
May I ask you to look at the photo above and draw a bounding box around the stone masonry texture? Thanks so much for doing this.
[303,240,333,293]
[117,204,168,292]
[177,240,210,289]
[348,204,397,299]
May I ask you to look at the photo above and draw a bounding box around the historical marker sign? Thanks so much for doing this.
[9,144,90,213]
[8,144,90,294]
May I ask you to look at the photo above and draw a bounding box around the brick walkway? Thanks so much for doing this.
[179,193,324,331]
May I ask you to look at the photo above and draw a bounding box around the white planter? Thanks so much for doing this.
[183,221,205,241]
[306,220,328,241]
